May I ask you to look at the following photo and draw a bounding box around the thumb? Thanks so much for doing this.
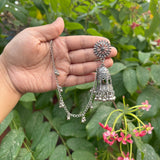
[33,17,64,41]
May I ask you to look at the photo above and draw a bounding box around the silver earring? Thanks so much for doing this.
[91,40,116,101]
[50,40,115,123]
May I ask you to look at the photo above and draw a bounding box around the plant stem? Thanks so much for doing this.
[130,143,133,160]
[124,115,128,134]
[129,109,139,113]
[127,113,145,126]
[112,113,124,130]
[120,142,123,157]
[128,105,148,110]
[112,101,117,109]
[23,141,35,160]
[104,109,122,126]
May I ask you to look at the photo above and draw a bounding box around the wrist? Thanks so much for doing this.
[0,55,21,97]
[0,54,21,122]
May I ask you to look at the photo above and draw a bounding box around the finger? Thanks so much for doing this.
[69,58,113,76]
[69,47,117,64]
[29,17,64,41]
[64,73,95,87]
[64,36,110,51]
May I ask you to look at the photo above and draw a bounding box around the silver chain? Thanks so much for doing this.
[50,40,96,123]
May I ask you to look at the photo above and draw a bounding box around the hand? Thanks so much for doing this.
[0,17,117,94]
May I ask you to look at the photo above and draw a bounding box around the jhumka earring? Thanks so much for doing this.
[50,40,115,123]
[92,40,116,101]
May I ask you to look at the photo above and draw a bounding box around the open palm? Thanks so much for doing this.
[1,18,117,94]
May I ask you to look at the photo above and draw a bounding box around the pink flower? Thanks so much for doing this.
[103,131,118,146]
[117,152,134,160]
[139,100,151,111]
[144,123,154,134]
[118,132,133,145]
[99,122,112,131]
[133,129,146,137]
[155,39,160,46]
[130,22,140,29]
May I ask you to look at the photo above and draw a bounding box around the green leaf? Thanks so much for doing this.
[125,57,139,62]
[123,68,137,95]
[65,22,84,31]
[145,14,160,37]
[59,0,72,15]
[76,82,94,90]
[86,105,121,138]
[9,110,21,129]
[60,121,87,138]
[6,2,28,24]
[141,131,152,143]
[112,72,127,97]
[75,5,88,13]
[25,112,43,139]
[99,13,110,31]
[67,138,95,154]
[136,66,150,87]
[35,91,54,109]
[72,150,96,160]
[0,0,6,11]
[151,117,160,138]
[86,105,112,138]
[50,0,59,12]
[149,0,158,16]
[76,90,90,109]
[34,132,58,160]
[87,28,103,36]
[20,93,36,102]
[137,86,160,119]
[137,144,159,160]
[109,62,126,75]
[49,145,70,160]
[151,64,160,85]
[0,128,25,160]
[138,51,151,64]
[16,148,32,160]
[25,112,51,149]
[0,112,13,135]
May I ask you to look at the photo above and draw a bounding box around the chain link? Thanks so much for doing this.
[50,40,95,122]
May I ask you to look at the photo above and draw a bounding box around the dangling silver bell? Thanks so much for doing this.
[92,64,116,101]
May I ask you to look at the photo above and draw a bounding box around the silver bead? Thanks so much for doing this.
[81,116,86,123]
[58,86,63,92]
[59,101,64,108]
[103,98,106,102]
[90,105,94,109]
[59,105,63,108]
[98,97,102,101]
[67,114,70,120]
[55,69,60,76]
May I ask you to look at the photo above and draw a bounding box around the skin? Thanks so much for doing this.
[0,17,117,123]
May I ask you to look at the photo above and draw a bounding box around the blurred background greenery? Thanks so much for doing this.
[0,0,160,160]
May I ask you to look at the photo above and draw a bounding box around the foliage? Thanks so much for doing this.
[0,0,160,159]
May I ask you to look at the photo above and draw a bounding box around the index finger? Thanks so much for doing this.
[64,35,110,51]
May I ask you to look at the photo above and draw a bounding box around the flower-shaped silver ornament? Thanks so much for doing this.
[93,40,111,60]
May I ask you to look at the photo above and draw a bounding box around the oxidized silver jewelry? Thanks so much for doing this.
[50,39,115,123]
[93,40,111,60]
[50,40,95,123]
[92,40,116,101]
